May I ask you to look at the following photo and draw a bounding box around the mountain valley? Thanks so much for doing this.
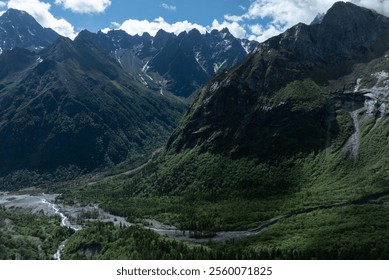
[1,1,389,260]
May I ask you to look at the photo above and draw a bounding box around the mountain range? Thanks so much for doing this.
[167,1,389,160]
[0,8,257,178]
[80,27,257,98]
[70,1,389,259]
[0,9,59,54]
[2,1,389,260]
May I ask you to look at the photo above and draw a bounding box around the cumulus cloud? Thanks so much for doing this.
[114,17,208,36]
[8,0,77,39]
[54,0,111,14]
[229,0,389,42]
[211,19,247,38]
[104,16,248,39]
[0,1,5,16]
[161,3,176,11]
[103,0,389,43]
[351,0,389,16]
[100,21,120,34]
[248,23,282,43]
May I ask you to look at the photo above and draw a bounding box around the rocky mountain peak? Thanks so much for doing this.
[188,28,201,36]
[320,1,386,29]
[153,29,175,48]
[310,13,325,25]
[2,8,32,22]
[166,2,389,160]
[0,8,59,54]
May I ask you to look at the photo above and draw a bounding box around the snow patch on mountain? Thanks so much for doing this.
[213,59,227,73]
[142,61,150,73]
[27,27,35,36]
[139,74,148,86]
[354,78,362,92]
[241,41,251,54]
[195,51,207,73]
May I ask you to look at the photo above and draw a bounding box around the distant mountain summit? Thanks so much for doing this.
[0,9,259,178]
[0,8,257,98]
[0,9,59,54]
[89,27,257,98]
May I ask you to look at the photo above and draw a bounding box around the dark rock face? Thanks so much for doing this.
[0,34,186,176]
[263,2,389,67]
[0,9,59,53]
[0,9,257,176]
[83,28,257,98]
[166,1,389,161]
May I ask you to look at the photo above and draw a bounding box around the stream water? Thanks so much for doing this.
[0,192,133,260]
[1,190,389,258]
[40,197,81,260]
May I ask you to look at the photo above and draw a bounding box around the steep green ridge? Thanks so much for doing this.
[0,34,186,180]
[216,205,389,260]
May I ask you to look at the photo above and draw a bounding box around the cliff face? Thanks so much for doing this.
[0,36,186,176]
[166,2,389,161]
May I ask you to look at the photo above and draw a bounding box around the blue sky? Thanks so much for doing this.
[49,0,252,32]
[1,0,388,42]
[52,0,256,34]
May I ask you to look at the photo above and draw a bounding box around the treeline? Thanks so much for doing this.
[62,222,214,260]
[0,165,85,191]
[0,207,73,259]
[57,149,301,231]
[61,222,265,260]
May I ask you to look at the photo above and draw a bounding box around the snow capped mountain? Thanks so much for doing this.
[0,9,59,55]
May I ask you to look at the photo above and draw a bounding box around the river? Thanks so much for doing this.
[0,192,133,260]
[1,189,389,258]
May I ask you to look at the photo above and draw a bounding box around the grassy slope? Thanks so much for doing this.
[51,74,389,259]
[55,109,389,259]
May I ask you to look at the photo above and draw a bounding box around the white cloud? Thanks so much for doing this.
[224,14,244,22]
[230,0,336,42]
[239,5,246,11]
[228,0,389,42]
[0,1,6,15]
[161,3,176,11]
[54,0,111,14]
[116,17,208,36]
[211,19,247,38]
[8,0,77,39]
[248,24,282,43]
[110,21,120,28]
[351,0,389,16]
[103,0,389,44]
[107,17,248,39]
[100,21,120,34]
